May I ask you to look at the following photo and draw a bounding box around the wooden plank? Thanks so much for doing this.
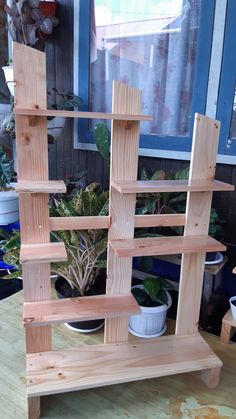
[105,81,141,343]
[176,114,221,336]
[14,108,152,122]
[23,294,140,326]
[15,180,66,193]
[20,242,67,264]
[221,309,236,327]
[111,179,234,194]
[134,213,185,228]
[110,235,226,258]
[49,216,110,231]
[27,332,222,397]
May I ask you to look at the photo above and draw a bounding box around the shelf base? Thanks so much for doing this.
[27,332,222,397]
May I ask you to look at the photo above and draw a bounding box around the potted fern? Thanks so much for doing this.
[129,276,173,338]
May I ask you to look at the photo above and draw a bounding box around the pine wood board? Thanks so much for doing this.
[14,108,152,122]
[16,180,66,193]
[27,333,222,397]
[49,216,111,231]
[134,213,185,227]
[110,235,226,258]
[176,114,221,335]
[222,309,236,327]
[105,81,141,343]
[111,179,234,194]
[23,294,140,326]
[20,242,67,264]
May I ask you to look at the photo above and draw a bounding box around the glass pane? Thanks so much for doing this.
[90,0,200,137]
[0,8,10,104]
[229,86,236,139]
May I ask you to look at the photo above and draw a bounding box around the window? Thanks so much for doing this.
[216,0,236,156]
[0,7,10,104]
[74,1,215,154]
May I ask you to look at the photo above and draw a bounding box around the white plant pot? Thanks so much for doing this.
[2,66,14,96]
[229,296,236,320]
[0,183,19,225]
[129,285,172,338]
[47,117,66,139]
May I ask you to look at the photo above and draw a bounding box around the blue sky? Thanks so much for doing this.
[95,0,183,25]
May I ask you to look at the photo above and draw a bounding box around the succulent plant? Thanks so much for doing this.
[0,0,59,51]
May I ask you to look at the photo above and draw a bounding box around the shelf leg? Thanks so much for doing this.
[200,366,221,389]
[28,397,40,419]
[220,322,233,344]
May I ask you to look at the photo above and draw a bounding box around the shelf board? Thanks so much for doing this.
[111,179,234,194]
[15,180,66,194]
[20,242,67,264]
[14,108,152,122]
[27,332,222,397]
[110,235,226,258]
[23,294,140,326]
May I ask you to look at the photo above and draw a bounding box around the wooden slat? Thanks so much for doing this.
[105,81,142,343]
[20,242,67,264]
[13,42,51,417]
[134,214,185,228]
[23,294,140,326]
[176,114,221,336]
[14,108,152,122]
[15,180,66,193]
[49,216,110,231]
[110,235,226,258]
[111,179,234,194]
[27,332,222,397]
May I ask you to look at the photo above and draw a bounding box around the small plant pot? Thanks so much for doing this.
[39,1,57,17]
[129,285,172,338]
[0,183,19,225]
[229,296,236,320]
[205,251,224,265]
[54,272,106,333]
[2,66,14,96]
[47,117,66,140]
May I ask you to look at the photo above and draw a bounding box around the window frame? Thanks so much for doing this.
[216,0,236,156]
[74,0,216,152]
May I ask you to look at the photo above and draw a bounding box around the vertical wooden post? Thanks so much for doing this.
[13,42,51,419]
[176,114,220,335]
[105,81,141,343]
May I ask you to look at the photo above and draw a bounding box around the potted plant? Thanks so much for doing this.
[0,183,109,332]
[47,88,84,141]
[0,147,18,225]
[51,183,108,332]
[0,226,22,299]
[129,276,173,338]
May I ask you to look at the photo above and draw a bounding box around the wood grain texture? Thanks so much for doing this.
[111,179,234,194]
[105,81,141,343]
[23,294,140,326]
[27,332,222,397]
[220,309,236,344]
[14,107,152,122]
[110,235,225,258]
[134,213,186,228]
[200,367,221,389]
[176,114,221,336]
[49,216,110,231]
[28,397,40,419]
[13,42,52,393]
[20,242,67,264]
[16,180,66,193]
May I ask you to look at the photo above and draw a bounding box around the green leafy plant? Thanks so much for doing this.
[0,147,14,190]
[47,88,84,112]
[0,183,109,291]
[132,276,173,307]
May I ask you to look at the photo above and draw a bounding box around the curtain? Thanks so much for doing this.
[90,0,200,137]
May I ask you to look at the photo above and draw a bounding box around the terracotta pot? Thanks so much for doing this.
[39,1,57,17]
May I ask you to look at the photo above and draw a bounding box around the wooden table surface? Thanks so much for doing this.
[1,290,236,419]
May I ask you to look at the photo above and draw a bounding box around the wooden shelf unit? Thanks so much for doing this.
[13,43,233,419]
